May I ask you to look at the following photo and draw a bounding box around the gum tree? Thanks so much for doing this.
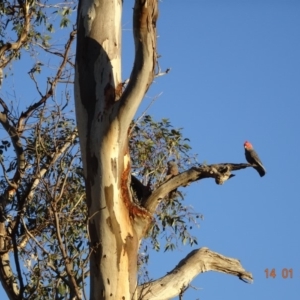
[75,1,253,300]
[0,0,255,299]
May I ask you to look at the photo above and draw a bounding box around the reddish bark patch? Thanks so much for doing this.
[136,0,158,31]
[115,82,123,99]
[121,163,151,220]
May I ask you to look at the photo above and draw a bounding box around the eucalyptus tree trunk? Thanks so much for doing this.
[75,1,158,299]
[75,1,254,299]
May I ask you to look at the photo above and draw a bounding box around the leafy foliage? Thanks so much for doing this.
[0,0,76,67]
[0,0,202,298]
[0,103,87,299]
[129,116,202,282]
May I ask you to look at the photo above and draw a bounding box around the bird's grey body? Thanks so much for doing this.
[244,141,266,177]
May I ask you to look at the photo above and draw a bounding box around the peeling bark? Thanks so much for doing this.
[138,247,253,300]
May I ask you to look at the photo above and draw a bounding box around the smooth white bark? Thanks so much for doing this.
[75,1,158,299]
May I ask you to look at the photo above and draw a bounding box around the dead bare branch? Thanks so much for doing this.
[143,163,250,214]
[137,247,252,300]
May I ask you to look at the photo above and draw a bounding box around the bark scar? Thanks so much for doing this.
[121,162,151,220]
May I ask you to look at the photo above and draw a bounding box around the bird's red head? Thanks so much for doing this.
[244,141,253,149]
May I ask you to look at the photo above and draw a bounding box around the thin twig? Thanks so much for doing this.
[129,92,162,136]
[17,30,77,133]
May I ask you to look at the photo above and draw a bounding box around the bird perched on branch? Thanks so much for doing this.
[165,160,179,200]
[165,160,179,181]
[244,141,266,177]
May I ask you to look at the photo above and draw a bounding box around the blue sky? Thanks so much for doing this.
[123,1,300,299]
[1,0,300,299]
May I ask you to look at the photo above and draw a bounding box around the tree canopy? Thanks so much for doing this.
[0,1,253,299]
